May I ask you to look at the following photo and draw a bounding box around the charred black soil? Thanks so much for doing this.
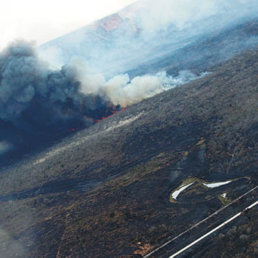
[0,48,257,257]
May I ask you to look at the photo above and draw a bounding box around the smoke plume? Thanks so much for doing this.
[0,41,200,164]
[75,59,204,106]
[1,0,258,164]
[0,41,117,163]
[0,41,116,122]
[39,0,258,76]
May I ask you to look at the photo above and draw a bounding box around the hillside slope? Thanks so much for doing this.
[0,48,257,257]
[39,1,258,76]
[1,2,258,169]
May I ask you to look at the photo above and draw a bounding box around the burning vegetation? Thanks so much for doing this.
[0,41,121,165]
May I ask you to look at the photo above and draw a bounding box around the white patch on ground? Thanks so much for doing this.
[172,182,195,200]
[32,133,96,166]
[105,113,143,132]
[221,193,227,198]
[32,113,143,166]
[33,157,47,165]
[203,180,232,188]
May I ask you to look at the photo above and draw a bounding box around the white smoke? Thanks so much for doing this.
[102,71,196,106]
[138,0,258,33]
[38,0,258,76]
[0,0,257,165]
[76,59,206,106]
[35,0,258,108]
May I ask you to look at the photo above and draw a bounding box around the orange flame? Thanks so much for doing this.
[96,108,126,123]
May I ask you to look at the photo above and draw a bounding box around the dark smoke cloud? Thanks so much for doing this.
[0,41,114,121]
[0,41,201,166]
[0,41,117,165]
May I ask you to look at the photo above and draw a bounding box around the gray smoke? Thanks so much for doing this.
[0,41,117,164]
[0,41,203,166]
[1,0,258,164]
[0,41,113,122]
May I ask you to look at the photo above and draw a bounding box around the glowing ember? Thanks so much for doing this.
[96,108,126,123]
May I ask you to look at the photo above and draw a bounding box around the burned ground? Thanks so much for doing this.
[0,48,257,257]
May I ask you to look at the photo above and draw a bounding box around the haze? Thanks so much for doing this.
[0,0,136,50]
